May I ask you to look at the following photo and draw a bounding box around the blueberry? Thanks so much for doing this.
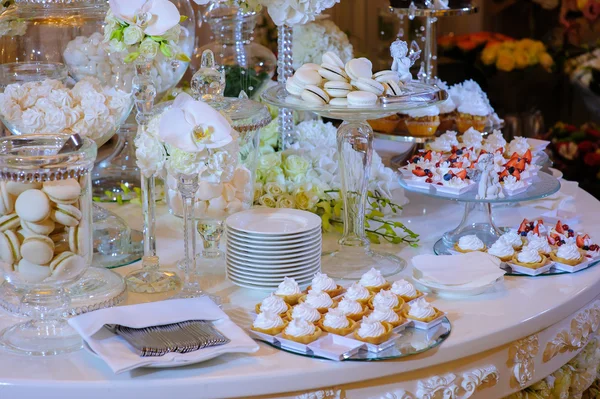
[561,240,566,244]
[443,173,452,181]
[584,245,590,251]
[508,166,515,174]
[424,169,431,175]
[520,231,527,237]
[412,158,419,164]
[456,149,463,155]
[568,229,574,234]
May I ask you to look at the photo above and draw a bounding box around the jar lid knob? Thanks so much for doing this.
[191,50,225,101]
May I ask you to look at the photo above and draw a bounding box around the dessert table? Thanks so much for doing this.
[1,186,599,399]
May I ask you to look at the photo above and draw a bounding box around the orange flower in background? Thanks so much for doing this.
[481,42,500,65]
[514,50,529,69]
[540,52,554,71]
[496,50,515,72]
[438,34,456,49]
[457,39,478,52]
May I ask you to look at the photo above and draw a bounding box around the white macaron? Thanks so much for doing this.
[21,218,55,236]
[329,98,349,106]
[384,80,403,96]
[373,70,401,84]
[21,234,55,265]
[285,76,305,96]
[352,77,385,96]
[322,51,345,68]
[324,81,353,98]
[15,189,51,223]
[0,230,21,264]
[17,259,51,283]
[318,63,349,82]
[301,85,330,105]
[50,251,86,279]
[0,182,14,216]
[345,58,373,81]
[0,213,20,232]
[6,181,42,197]
[42,178,81,205]
[347,91,378,106]
[293,68,323,87]
[68,223,89,256]
[51,204,82,227]
[298,63,321,72]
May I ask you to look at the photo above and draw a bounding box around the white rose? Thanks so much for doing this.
[21,108,45,132]
[265,182,286,197]
[139,38,159,59]
[254,182,263,202]
[123,25,144,45]
[48,89,74,108]
[264,166,286,186]
[162,25,181,42]
[257,152,281,171]
[259,193,276,208]
[43,104,68,133]
[109,39,127,53]
[276,194,295,208]
[282,154,310,179]
[135,130,167,177]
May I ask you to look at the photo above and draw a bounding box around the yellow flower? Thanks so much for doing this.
[501,41,516,50]
[531,41,546,56]
[496,50,515,72]
[539,52,554,71]
[481,43,500,65]
[514,50,529,69]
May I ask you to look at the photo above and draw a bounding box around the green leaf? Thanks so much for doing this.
[333,201,342,217]
[176,53,191,62]
[366,232,381,244]
[150,35,165,42]
[179,15,188,22]
[104,190,113,199]
[365,220,370,228]
[160,42,172,58]
[116,195,124,205]
[92,196,101,202]
[321,214,331,231]
[110,27,124,41]
[120,183,130,195]
[316,201,332,214]
[124,51,140,63]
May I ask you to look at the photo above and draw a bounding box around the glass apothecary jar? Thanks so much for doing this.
[197,2,277,99]
[0,134,97,356]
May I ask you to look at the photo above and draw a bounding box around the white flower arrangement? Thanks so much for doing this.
[260,0,340,26]
[0,77,132,142]
[292,18,353,70]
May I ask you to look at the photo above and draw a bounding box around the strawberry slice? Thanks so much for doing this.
[548,235,557,245]
[584,234,591,241]
[537,219,544,225]
[424,150,432,161]
[412,168,426,177]
[455,169,467,180]
[451,145,458,154]
[451,162,463,168]
[576,235,586,248]
[523,149,532,164]
[505,158,518,168]
[533,224,540,236]
[496,148,504,154]
[510,152,520,160]
[511,169,521,180]
[499,169,509,180]
[555,221,565,234]
[515,158,526,172]
[518,219,530,233]
[480,149,488,155]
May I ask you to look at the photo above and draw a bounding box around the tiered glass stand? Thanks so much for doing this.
[398,171,561,255]
[262,83,446,279]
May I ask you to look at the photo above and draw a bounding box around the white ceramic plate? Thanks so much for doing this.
[226,242,322,260]
[225,254,323,270]
[227,259,321,275]
[227,226,322,242]
[226,208,321,235]
[548,167,563,180]
[227,235,322,253]
[412,275,504,297]
[226,268,318,283]
[229,277,305,291]
[226,251,321,266]
[227,273,313,288]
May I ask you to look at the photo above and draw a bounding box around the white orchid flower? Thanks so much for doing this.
[159,93,233,153]
[109,0,181,36]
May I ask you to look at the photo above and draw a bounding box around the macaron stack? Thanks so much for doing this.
[285,52,407,107]
[0,178,88,283]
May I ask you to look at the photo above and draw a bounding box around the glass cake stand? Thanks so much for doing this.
[398,171,561,255]
[262,83,446,279]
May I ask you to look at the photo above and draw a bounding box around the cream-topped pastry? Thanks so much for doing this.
[508,137,530,156]
[371,289,401,310]
[337,297,363,316]
[502,175,528,195]
[487,239,514,261]
[455,235,485,252]
[390,279,419,300]
[310,272,337,292]
[281,318,322,344]
[359,267,389,292]
[406,105,439,118]
[290,303,321,323]
[407,298,438,322]
[322,308,351,330]
[457,96,489,117]
[527,234,552,254]
[499,230,524,249]
[461,128,483,150]
[252,310,286,335]
[512,245,547,269]
[303,289,334,311]
[369,304,401,325]
[443,176,469,189]
[353,316,391,344]
[551,243,584,266]
[482,130,507,153]
[344,282,371,303]
[275,277,302,305]
[429,131,459,153]
[257,293,288,315]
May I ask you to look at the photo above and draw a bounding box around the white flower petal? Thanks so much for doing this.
[197,181,222,201]
[144,0,181,36]
[109,0,146,22]
[158,108,196,152]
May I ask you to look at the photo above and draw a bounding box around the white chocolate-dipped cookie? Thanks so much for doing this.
[345,58,373,81]
[21,219,55,236]
[21,235,55,265]
[0,181,14,216]
[0,213,20,232]
[68,222,89,256]
[0,230,21,264]
[42,179,81,205]
[6,181,42,197]
[17,258,51,283]
[15,189,50,223]
[50,251,85,279]
[51,204,82,227]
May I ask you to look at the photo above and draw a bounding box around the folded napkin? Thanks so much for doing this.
[68,297,259,373]
[412,252,505,287]
[528,179,578,215]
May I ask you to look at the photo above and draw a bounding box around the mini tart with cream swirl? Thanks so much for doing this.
[317,308,357,335]
[526,234,552,255]
[251,311,287,335]
[353,316,393,345]
[550,243,584,266]
[499,230,524,250]
[255,293,291,316]
[453,235,486,253]
[511,245,549,269]
[359,268,391,293]
[275,277,303,305]
[369,304,405,327]
[487,239,515,262]
[343,282,372,305]
[390,279,423,301]
[404,298,443,323]
[368,289,404,312]
[307,272,344,298]
[335,297,368,321]
[281,318,322,344]
[299,289,334,313]
[286,302,322,324]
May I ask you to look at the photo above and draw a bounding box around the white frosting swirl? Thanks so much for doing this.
[503,175,526,191]
[457,235,484,251]
[285,318,316,337]
[337,298,363,316]
[275,277,301,296]
[304,289,333,309]
[359,268,387,288]
[408,298,437,320]
[356,317,386,338]
[369,305,400,324]
[429,131,459,152]
[482,130,506,153]
[310,272,337,292]
[253,311,285,330]
[445,176,469,188]
[527,235,552,254]
[291,303,321,323]
[391,280,417,298]
[406,105,439,118]
[260,293,288,314]
[344,282,371,300]
[437,97,456,114]
[323,308,350,329]
[508,137,530,156]
[457,95,489,116]
[488,239,514,258]
[517,246,543,264]
[372,290,400,309]
[556,243,582,261]
[500,230,523,248]
[461,128,483,150]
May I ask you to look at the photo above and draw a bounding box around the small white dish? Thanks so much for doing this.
[507,262,553,276]
[548,167,563,180]
[392,319,411,333]
[226,208,321,235]
[503,181,530,196]
[226,241,322,260]
[307,334,363,361]
[347,332,397,353]
[249,330,279,344]
[225,251,321,266]
[434,181,476,196]
[407,312,447,330]
[226,259,321,274]
[412,275,503,297]
[274,334,311,353]
[227,226,322,242]
[539,209,579,226]
[552,257,597,273]
[227,234,322,251]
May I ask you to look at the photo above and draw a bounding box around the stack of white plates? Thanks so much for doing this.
[225,208,322,290]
